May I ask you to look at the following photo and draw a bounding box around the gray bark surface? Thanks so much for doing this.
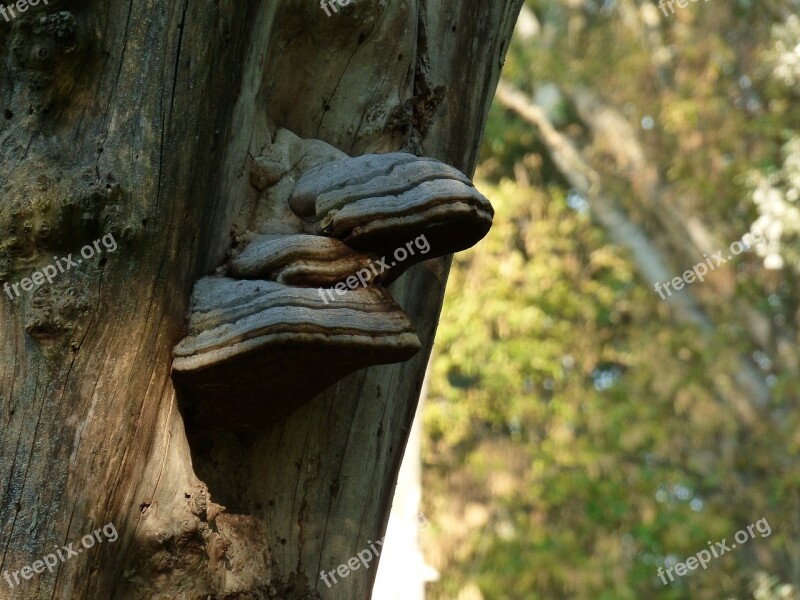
[0,1,522,598]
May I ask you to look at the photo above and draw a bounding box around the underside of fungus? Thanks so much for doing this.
[171,129,494,431]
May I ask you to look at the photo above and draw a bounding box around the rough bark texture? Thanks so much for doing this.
[0,1,522,598]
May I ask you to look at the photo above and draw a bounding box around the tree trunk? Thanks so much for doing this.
[0,1,522,598]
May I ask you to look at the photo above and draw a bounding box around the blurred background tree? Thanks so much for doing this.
[421,1,800,598]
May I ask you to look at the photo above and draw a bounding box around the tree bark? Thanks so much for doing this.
[0,1,522,598]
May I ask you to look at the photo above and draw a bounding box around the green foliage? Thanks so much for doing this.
[422,1,800,598]
[424,177,796,599]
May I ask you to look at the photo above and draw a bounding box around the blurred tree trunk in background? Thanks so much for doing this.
[0,1,522,598]
[495,80,773,411]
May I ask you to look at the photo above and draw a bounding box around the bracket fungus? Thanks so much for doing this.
[172,278,420,431]
[172,130,494,431]
[291,152,494,266]
[229,233,375,287]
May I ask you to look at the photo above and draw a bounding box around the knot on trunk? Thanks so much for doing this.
[8,8,80,91]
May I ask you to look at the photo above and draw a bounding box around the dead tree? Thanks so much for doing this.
[0,1,522,597]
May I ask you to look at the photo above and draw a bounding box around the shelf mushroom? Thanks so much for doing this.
[172,130,494,431]
[172,277,420,431]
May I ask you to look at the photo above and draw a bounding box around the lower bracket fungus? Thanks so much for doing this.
[172,278,420,431]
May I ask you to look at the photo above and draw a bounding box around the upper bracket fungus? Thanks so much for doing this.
[172,129,494,431]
